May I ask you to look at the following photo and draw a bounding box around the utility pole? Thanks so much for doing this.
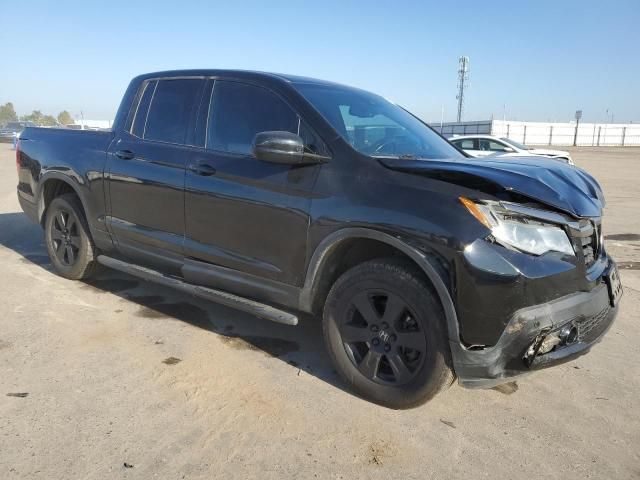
[573,110,582,146]
[456,56,469,122]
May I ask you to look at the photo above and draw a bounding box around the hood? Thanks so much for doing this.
[379,156,604,218]
[528,148,569,156]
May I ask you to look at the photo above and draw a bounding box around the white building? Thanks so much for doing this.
[73,119,113,129]
[435,120,640,147]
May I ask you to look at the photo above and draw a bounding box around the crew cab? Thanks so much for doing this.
[16,70,621,408]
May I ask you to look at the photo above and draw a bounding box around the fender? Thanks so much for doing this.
[36,170,89,224]
[35,170,114,251]
[299,227,461,344]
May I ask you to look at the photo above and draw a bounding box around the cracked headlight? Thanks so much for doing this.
[460,197,575,256]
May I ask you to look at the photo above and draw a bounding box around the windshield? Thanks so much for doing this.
[295,84,462,160]
[500,137,529,150]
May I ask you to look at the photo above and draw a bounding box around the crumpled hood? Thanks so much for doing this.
[379,156,604,218]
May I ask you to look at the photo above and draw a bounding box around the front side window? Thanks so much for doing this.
[453,139,475,149]
[294,83,462,160]
[207,81,299,155]
[479,139,509,152]
[144,78,203,145]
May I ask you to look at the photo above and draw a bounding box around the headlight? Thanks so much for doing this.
[460,197,575,256]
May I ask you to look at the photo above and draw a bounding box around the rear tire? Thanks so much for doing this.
[44,193,99,280]
[323,258,453,409]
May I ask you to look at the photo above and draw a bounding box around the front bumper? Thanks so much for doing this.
[452,261,619,388]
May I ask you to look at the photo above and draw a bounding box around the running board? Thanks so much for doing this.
[96,255,298,326]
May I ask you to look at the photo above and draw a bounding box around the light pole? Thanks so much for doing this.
[573,110,582,146]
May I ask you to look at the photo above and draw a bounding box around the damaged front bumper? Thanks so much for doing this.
[452,262,620,389]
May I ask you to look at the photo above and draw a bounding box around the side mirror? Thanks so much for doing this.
[252,131,328,165]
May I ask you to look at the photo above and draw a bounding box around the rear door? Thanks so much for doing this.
[107,77,205,273]
[183,79,324,288]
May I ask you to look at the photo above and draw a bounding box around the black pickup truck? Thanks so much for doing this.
[16,70,622,408]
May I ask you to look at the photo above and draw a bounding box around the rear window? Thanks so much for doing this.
[143,79,203,145]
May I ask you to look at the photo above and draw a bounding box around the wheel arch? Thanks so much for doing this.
[37,173,88,227]
[300,228,460,342]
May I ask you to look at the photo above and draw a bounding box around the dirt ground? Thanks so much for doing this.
[1,144,639,479]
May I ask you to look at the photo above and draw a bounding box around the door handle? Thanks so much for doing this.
[115,149,135,160]
[191,163,217,176]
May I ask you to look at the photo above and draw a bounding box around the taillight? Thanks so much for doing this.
[15,138,21,175]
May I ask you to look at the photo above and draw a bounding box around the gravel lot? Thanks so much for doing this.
[1,143,639,479]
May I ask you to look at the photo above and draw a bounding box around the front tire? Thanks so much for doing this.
[44,193,99,280]
[323,258,453,409]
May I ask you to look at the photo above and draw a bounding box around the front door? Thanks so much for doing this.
[478,138,512,156]
[184,79,322,287]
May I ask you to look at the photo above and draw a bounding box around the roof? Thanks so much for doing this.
[134,69,348,88]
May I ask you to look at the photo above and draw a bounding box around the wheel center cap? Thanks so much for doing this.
[378,330,390,343]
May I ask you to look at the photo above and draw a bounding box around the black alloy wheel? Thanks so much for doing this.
[323,258,453,409]
[339,290,427,385]
[49,209,81,266]
[44,193,99,280]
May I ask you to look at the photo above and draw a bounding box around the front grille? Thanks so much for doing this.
[573,219,601,268]
[575,305,610,342]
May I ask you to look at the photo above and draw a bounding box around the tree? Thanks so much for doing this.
[57,110,73,125]
[0,102,18,124]
[21,110,44,124]
[21,110,58,126]
[41,115,58,126]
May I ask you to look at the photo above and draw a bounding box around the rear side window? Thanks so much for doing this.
[207,81,299,155]
[131,80,156,138]
[144,79,203,145]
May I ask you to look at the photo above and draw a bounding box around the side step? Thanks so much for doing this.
[96,255,298,326]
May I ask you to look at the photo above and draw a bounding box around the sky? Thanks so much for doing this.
[1,0,639,124]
